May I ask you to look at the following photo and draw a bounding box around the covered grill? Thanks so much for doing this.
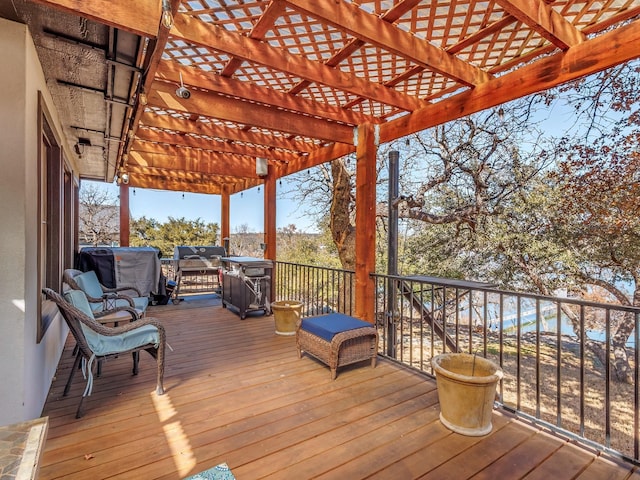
[173,246,226,301]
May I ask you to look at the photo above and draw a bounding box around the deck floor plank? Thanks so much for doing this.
[38,295,640,479]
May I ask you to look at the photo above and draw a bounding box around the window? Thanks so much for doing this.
[38,93,77,341]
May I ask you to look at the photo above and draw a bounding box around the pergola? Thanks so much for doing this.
[11,0,640,321]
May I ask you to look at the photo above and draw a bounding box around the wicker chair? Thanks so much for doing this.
[63,268,149,315]
[43,288,166,418]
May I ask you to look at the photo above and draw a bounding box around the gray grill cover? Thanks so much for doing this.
[174,246,226,271]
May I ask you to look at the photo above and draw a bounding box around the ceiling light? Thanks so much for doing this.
[161,0,173,29]
[256,157,268,176]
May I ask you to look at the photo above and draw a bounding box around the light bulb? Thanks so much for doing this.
[161,0,173,29]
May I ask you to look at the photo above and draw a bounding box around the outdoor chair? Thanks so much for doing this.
[43,288,165,418]
[63,268,149,316]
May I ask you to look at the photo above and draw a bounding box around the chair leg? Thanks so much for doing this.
[75,395,87,419]
[64,353,82,396]
[132,351,140,375]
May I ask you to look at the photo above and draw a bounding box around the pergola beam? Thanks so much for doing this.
[31,0,160,37]
[170,13,424,112]
[494,0,585,49]
[135,127,295,164]
[156,60,377,127]
[129,143,259,179]
[283,0,492,87]
[380,18,640,143]
[148,81,354,144]
[139,112,316,154]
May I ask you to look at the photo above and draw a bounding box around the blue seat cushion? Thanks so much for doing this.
[300,313,372,342]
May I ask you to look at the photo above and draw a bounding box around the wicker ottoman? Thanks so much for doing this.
[296,313,378,379]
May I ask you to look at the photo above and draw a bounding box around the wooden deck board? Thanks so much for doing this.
[39,295,639,479]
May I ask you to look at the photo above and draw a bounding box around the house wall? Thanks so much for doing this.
[0,18,69,426]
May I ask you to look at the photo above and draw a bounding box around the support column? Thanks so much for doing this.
[119,184,130,247]
[354,123,377,323]
[264,173,277,302]
[221,186,230,249]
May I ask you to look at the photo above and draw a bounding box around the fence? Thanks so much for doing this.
[274,260,640,463]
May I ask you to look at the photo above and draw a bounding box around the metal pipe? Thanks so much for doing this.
[386,150,400,357]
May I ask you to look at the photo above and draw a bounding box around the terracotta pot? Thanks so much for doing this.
[271,301,303,336]
[431,353,503,436]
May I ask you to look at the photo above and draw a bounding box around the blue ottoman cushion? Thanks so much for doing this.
[300,313,372,342]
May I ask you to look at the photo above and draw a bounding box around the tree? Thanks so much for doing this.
[79,183,119,246]
[129,216,219,257]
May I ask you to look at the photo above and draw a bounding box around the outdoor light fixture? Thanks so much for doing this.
[256,157,268,176]
[74,137,91,156]
[121,172,129,184]
[139,91,148,106]
[175,72,191,99]
[161,0,173,29]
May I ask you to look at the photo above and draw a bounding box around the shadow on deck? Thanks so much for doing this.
[40,294,638,479]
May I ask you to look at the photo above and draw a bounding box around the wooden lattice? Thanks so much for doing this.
[81,0,640,193]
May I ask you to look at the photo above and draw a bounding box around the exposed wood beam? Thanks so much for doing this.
[282,143,355,177]
[287,0,423,97]
[148,81,354,144]
[135,127,295,163]
[127,165,226,184]
[126,172,257,195]
[156,60,377,126]
[139,112,317,154]
[283,0,491,87]
[31,0,160,37]
[129,143,260,178]
[380,18,640,143]
[494,0,584,49]
[170,13,424,112]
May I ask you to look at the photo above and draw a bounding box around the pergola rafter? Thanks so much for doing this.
[29,0,640,196]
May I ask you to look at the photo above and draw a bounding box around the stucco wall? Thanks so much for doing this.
[0,18,69,426]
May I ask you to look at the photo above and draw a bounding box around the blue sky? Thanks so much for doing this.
[89,178,317,233]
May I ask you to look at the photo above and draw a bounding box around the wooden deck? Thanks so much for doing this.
[40,295,639,479]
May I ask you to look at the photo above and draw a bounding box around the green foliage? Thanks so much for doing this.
[276,223,341,268]
[129,216,219,257]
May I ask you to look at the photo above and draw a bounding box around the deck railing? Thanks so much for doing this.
[275,261,355,316]
[160,258,219,294]
[275,261,640,464]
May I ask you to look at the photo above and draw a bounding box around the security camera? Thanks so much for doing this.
[175,86,191,99]
[175,72,190,99]
[121,173,129,184]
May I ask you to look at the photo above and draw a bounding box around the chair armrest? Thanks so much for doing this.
[102,285,143,297]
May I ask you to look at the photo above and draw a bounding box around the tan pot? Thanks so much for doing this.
[271,301,304,336]
[431,353,503,436]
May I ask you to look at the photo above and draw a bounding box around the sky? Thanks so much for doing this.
[87,177,318,233]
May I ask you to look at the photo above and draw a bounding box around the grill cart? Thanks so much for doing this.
[173,246,226,302]
[221,256,273,319]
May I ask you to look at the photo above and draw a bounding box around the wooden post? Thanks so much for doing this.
[119,183,130,247]
[264,172,277,301]
[221,186,230,247]
[355,123,377,323]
